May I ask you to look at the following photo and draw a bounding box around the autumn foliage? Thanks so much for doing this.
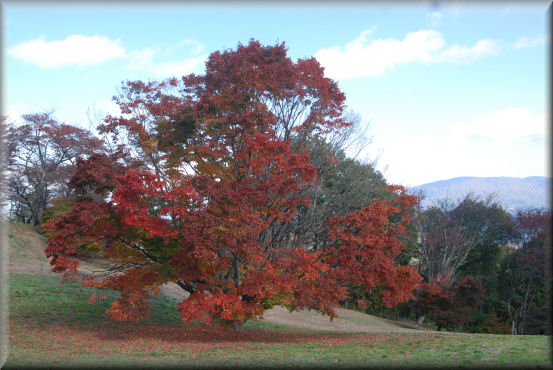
[413,274,485,331]
[45,40,421,325]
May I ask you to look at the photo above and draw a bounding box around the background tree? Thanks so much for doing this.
[45,40,422,326]
[452,194,514,325]
[498,208,551,335]
[413,193,512,283]
[412,274,485,331]
[409,193,516,330]
[270,135,389,253]
[6,112,104,225]
[413,195,474,284]
[1,115,8,219]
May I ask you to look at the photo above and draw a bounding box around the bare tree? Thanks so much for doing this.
[414,193,507,284]
[499,208,550,335]
[6,112,104,225]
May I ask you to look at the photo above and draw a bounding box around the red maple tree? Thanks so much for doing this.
[45,40,421,325]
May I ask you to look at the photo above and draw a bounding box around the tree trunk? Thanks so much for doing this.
[508,301,517,335]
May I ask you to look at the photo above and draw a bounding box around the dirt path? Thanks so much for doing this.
[261,306,424,333]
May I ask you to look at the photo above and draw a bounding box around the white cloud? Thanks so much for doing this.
[127,47,206,78]
[166,38,204,55]
[127,48,156,70]
[4,108,26,123]
[359,107,548,187]
[448,107,546,142]
[150,56,207,78]
[314,29,501,80]
[8,35,126,68]
[512,35,547,50]
[438,39,500,64]
[8,35,207,78]
[119,38,207,77]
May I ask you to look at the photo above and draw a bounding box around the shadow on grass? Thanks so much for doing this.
[10,272,366,344]
[81,321,361,344]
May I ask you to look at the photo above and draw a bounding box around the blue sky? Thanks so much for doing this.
[3,2,550,186]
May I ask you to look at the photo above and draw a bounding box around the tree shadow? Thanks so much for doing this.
[89,321,358,344]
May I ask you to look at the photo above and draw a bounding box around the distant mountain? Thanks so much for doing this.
[409,176,551,212]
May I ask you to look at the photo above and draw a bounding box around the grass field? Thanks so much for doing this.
[3,273,552,368]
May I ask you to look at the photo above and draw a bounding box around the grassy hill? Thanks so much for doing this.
[6,222,110,276]
[4,222,424,333]
[3,222,552,368]
[4,272,551,368]
[6,222,51,274]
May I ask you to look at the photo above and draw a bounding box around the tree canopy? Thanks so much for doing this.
[44,40,421,325]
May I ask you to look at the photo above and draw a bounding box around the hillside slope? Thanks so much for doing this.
[6,222,109,276]
[410,176,550,211]
[4,222,427,333]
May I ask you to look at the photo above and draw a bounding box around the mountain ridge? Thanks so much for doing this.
[408,176,550,211]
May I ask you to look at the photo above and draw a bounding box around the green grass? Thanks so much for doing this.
[4,273,553,369]
[8,273,184,328]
